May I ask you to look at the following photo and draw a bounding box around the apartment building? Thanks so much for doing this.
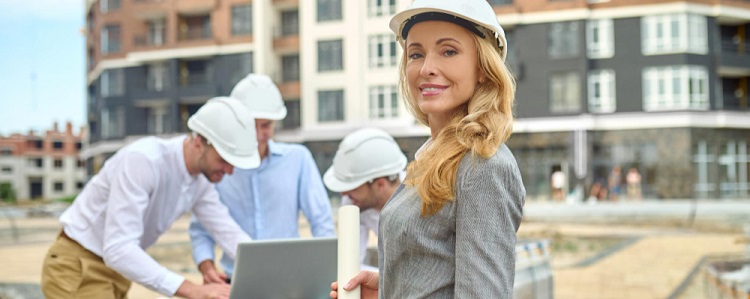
[0,122,87,201]
[84,0,750,200]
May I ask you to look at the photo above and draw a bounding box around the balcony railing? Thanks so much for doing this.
[179,28,211,41]
[180,73,210,86]
[134,34,165,47]
[721,38,749,54]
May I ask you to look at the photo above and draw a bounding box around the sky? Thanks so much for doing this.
[0,0,85,136]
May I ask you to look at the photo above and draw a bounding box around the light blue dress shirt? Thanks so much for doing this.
[189,140,335,276]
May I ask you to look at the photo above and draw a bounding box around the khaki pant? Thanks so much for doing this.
[41,231,132,299]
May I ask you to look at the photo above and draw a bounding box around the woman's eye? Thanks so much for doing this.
[444,50,458,57]
[408,53,423,60]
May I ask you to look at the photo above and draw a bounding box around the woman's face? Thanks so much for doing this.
[405,20,483,122]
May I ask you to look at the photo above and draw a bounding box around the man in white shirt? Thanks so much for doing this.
[41,97,260,299]
[323,128,407,268]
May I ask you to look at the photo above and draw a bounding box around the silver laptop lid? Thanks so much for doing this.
[229,237,337,299]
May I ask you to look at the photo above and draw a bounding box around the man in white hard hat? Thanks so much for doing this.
[189,74,335,284]
[41,97,260,299]
[323,128,407,267]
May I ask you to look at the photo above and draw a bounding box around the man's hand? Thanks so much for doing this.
[175,280,231,299]
[198,260,228,285]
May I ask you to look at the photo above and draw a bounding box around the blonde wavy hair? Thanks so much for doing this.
[401,31,517,217]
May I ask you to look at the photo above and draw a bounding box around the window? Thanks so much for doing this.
[78,159,85,168]
[75,142,82,150]
[642,65,709,111]
[101,69,125,97]
[282,99,301,130]
[588,70,616,113]
[281,10,299,36]
[549,22,580,59]
[0,148,11,156]
[369,34,398,68]
[101,24,121,54]
[28,140,43,149]
[30,158,43,168]
[642,14,707,55]
[52,141,63,150]
[368,0,395,17]
[232,4,252,36]
[54,159,63,168]
[101,107,125,139]
[1,166,11,174]
[318,39,343,72]
[318,90,344,122]
[100,0,120,13]
[550,72,581,113]
[282,55,300,82]
[146,62,168,92]
[54,182,64,192]
[369,85,399,119]
[179,59,212,86]
[77,181,85,190]
[229,53,253,87]
[587,19,614,59]
[147,106,170,135]
[147,20,166,46]
[317,0,342,22]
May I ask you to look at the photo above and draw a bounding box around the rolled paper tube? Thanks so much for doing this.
[337,205,361,299]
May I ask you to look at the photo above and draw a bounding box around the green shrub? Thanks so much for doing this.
[0,182,17,203]
[56,194,77,203]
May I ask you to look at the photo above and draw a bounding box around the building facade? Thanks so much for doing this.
[84,0,750,200]
[0,122,87,201]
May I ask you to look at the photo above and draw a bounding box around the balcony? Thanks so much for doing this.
[718,38,750,76]
[178,15,212,41]
[273,35,300,52]
[278,81,301,99]
[133,34,165,48]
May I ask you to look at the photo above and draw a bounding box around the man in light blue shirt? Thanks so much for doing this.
[189,74,335,284]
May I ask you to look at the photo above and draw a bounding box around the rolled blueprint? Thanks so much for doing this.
[337,205,361,299]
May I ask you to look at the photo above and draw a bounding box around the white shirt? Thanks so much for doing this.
[59,136,251,296]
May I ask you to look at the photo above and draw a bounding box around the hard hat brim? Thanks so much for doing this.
[251,107,287,121]
[214,143,261,170]
[323,166,369,193]
[389,6,507,59]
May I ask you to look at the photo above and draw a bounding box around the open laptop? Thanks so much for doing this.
[229,237,338,299]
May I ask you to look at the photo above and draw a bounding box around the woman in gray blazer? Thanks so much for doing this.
[332,0,525,297]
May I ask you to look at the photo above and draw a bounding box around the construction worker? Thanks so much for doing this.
[189,74,335,284]
[323,128,407,268]
[41,97,259,299]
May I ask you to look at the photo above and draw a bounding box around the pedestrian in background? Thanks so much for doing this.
[608,165,622,202]
[626,167,642,201]
[331,0,525,297]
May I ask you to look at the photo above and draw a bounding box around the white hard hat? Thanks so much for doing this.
[324,128,408,193]
[230,73,287,120]
[187,97,261,169]
[389,0,507,59]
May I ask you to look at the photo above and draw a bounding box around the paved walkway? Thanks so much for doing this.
[0,201,747,298]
